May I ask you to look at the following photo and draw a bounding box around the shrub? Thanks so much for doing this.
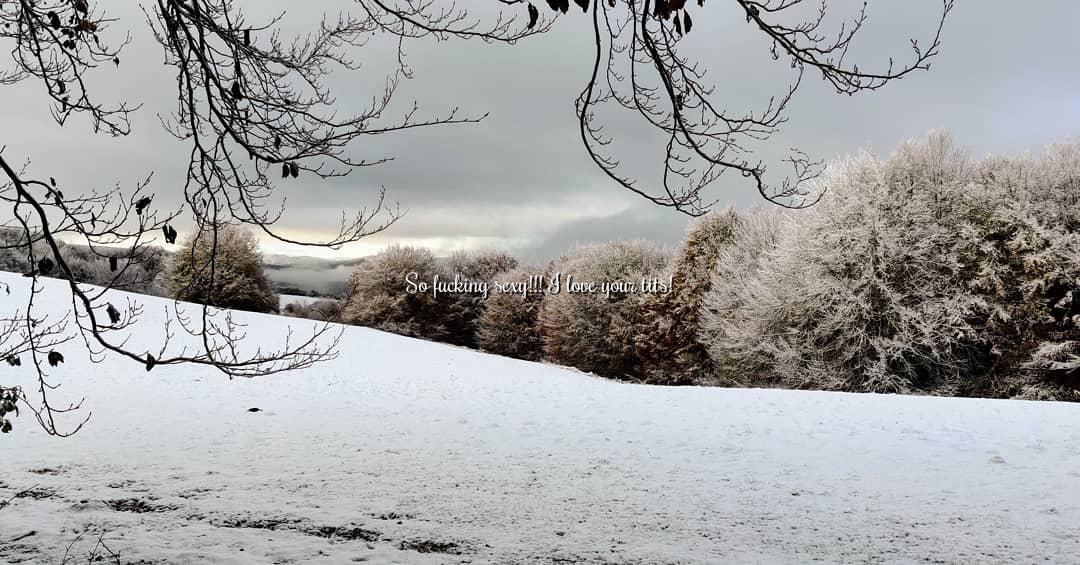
[444,249,519,281]
[341,246,519,345]
[538,241,669,380]
[635,208,737,385]
[476,265,546,360]
[1020,342,1080,400]
[166,225,279,313]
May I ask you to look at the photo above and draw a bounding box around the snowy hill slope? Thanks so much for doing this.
[1,271,1079,564]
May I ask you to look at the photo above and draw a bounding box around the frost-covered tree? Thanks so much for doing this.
[444,249,519,282]
[636,208,737,385]
[341,246,446,340]
[1020,141,1080,231]
[0,227,32,274]
[59,241,167,296]
[341,246,518,345]
[167,225,279,314]
[477,265,546,361]
[440,249,519,347]
[703,133,988,393]
[538,241,669,380]
[965,147,1080,399]
[702,132,1080,398]
[698,206,786,386]
[0,229,166,294]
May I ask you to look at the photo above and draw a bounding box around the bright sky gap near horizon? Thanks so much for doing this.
[5,0,1080,260]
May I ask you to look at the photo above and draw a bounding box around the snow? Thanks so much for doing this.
[278,293,321,309]
[2,271,1080,563]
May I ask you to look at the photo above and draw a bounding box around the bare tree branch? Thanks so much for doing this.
[0,0,486,436]
[367,0,952,212]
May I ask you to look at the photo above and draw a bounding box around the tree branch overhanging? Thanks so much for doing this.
[0,0,496,436]
[0,0,953,436]
[368,0,953,212]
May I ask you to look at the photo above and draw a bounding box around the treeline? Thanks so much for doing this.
[318,132,1080,400]
[694,132,1080,400]
[0,228,167,295]
[6,132,1079,400]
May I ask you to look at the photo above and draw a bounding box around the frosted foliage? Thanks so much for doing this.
[341,245,447,340]
[444,249,518,282]
[704,133,987,393]
[699,207,787,384]
[476,265,545,361]
[636,208,737,385]
[167,225,279,314]
[439,249,518,347]
[702,131,1080,397]
[538,241,669,381]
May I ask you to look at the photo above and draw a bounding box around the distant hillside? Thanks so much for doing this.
[262,254,363,297]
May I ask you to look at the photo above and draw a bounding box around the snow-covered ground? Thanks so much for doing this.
[1,271,1079,564]
[278,293,321,309]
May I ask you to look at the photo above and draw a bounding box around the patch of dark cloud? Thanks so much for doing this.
[518,204,691,263]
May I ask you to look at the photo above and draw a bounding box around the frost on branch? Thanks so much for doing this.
[701,131,1080,399]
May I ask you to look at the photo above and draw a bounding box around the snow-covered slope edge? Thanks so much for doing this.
[1,270,1079,564]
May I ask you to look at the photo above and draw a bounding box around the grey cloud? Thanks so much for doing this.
[5,1,1080,262]
[517,204,691,263]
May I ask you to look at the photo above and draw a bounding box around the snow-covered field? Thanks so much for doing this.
[2,272,1079,564]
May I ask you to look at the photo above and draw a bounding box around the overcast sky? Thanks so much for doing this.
[5,1,1080,260]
